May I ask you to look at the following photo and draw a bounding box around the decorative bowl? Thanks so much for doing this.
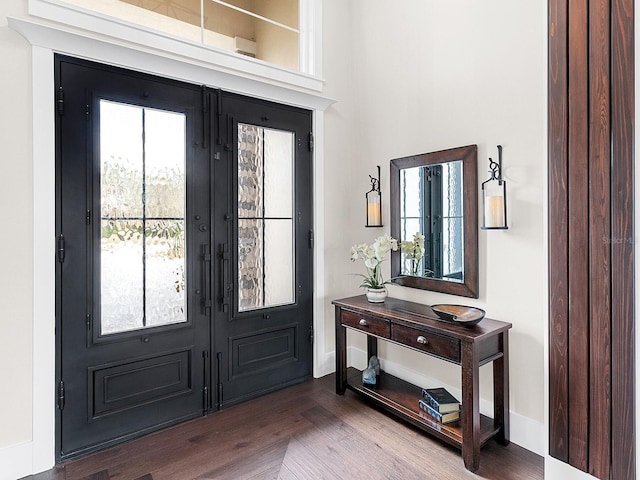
[431,304,486,327]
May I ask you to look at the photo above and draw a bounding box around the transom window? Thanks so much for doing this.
[58,0,300,71]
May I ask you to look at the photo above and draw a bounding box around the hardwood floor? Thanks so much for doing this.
[24,374,543,480]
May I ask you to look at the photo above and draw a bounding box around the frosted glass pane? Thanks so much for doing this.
[101,220,144,334]
[238,219,264,311]
[99,100,187,335]
[100,101,144,218]
[238,124,263,219]
[145,109,186,218]
[145,220,186,326]
[264,219,294,306]
[237,123,295,312]
[264,129,293,218]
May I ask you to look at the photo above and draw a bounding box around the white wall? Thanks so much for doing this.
[0,0,33,451]
[321,0,546,453]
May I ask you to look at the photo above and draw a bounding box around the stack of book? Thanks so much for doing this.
[418,387,461,425]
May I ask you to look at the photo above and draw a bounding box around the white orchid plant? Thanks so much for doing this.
[400,232,425,276]
[350,234,399,289]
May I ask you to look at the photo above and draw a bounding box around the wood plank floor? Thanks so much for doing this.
[23,374,543,480]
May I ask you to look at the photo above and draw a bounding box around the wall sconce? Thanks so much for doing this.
[481,145,508,230]
[366,166,383,227]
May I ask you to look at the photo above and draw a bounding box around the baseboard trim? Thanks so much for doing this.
[315,350,335,378]
[544,455,598,480]
[0,440,33,480]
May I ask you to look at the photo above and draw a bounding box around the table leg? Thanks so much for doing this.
[493,331,510,445]
[461,342,480,472]
[335,308,347,395]
[367,335,378,360]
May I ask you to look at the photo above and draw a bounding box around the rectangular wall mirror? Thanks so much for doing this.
[390,145,478,298]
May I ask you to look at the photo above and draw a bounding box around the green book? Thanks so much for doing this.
[422,387,460,414]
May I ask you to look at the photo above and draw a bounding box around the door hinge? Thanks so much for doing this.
[86,210,91,225]
[57,380,65,411]
[86,314,91,331]
[57,87,64,116]
[57,234,65,263]
[309,229,314,249]
[309,326,314,344]
[308,131,314,152]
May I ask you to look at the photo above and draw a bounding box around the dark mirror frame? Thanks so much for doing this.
[390,144,479,298]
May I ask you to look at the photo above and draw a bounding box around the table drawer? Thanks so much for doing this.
[391,324,460,362]
[341,310,390,338]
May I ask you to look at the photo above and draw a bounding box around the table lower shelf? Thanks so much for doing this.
[345,367,499,449]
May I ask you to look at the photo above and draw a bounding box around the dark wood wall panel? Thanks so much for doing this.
[548,0,634,478]
[587,1,611,478]
[610,0,635,478]
[547,0,569,462]
[567,0,590,470]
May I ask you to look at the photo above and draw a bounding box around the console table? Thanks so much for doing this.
[333,295,511,472]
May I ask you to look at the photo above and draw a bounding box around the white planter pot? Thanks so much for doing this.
[366,287,387,303]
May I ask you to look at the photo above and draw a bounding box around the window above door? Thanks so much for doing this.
[27,0,322,91]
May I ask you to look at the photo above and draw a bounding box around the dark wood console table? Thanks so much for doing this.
[333,295,511,472]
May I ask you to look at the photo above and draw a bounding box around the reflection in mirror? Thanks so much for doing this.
[399,161,463,281]
[391,145,478,298]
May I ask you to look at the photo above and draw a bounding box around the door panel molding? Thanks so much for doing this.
[89,348,193,419]
[230,324,298,379]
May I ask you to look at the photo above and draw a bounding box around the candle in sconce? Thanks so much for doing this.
[484,195,505,228]
[367,201,381,226]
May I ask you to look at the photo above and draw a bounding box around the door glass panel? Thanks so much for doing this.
[237,123,294,312]
[100,100,187,335]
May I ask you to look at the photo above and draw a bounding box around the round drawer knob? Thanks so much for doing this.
[359,318,368,327]
[416,335,428,345]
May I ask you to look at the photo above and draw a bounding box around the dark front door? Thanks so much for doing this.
[56,56,211,458]
[56,57,314,458]
[212,92,313,406]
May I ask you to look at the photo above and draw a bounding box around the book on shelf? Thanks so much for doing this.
[421,387,460,414]
[418,399,460,424]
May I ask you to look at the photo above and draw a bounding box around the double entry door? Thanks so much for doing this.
[55,56,313,459]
